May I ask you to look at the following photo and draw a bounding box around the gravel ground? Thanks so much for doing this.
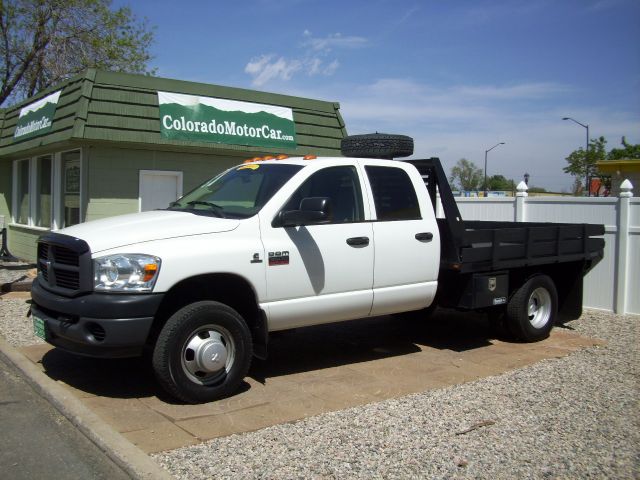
[0,260,36,289]
[0,289,637,479]
[0,293,42,348]
[152,310,639,480]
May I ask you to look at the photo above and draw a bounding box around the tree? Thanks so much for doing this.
[608,136,640,160]
[0,0,155,106]
[449,158,483,191]
[487,174,516,191]
[563,136,607,194]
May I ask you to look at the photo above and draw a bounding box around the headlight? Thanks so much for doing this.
[93,254,161,292]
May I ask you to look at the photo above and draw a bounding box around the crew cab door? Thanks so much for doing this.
[361,161,440,316]
[259,164,374,330]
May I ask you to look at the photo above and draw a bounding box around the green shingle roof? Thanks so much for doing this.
[0,69,347,158]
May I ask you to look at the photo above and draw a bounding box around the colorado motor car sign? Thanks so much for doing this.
[158,91,297,149]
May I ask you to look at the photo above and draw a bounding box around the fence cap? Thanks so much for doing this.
[516,181,528,197]
[620,179,633,197]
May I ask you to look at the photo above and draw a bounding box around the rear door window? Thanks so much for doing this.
[365,166,421,221]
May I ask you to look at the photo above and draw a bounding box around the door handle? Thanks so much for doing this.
[346,236,370,247]
[415,232,433,242]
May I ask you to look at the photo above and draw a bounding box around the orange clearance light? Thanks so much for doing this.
[276,154,289,160]
[303,155,317,160]
[142,263,158,282]
[262,155,275,160]
[243,158,254,164]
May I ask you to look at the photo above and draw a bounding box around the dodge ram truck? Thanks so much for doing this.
[30,136,604,403]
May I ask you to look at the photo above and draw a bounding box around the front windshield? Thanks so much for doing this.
[168,163,303,219]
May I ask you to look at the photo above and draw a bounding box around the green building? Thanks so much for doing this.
[0,70,347,261]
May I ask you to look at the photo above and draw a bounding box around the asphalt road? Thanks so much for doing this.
[0,353,131,480]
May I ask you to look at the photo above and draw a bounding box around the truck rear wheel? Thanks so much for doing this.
[152,301,253,403]
[506,274,557,342]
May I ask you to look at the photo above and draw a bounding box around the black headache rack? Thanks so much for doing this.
[403,158,606,274]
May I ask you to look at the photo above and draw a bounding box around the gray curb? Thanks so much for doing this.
[0,336,173,480]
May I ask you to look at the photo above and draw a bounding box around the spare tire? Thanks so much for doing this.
[341,133,414,159]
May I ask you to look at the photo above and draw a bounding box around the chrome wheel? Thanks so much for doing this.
[527,287,552,329]
[181,324,236,385]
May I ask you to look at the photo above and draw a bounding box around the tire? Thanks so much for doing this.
[341,133,414,159]
[506,275,558,342]
[152,301,252,403]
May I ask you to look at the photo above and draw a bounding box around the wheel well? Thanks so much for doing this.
[147,274,262,347]
[507,262,585,322]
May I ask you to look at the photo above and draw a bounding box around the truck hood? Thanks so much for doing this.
[59,210,240,253]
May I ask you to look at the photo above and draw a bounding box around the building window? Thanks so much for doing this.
[62,150,81,227]
[15,159,30,225]
[12,149,81,229]
[36,155,53,228]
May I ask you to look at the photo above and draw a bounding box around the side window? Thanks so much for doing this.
[283,166,364,223]
[365,166,421,221]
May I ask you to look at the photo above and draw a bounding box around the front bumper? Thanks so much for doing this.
[31,278,164,358]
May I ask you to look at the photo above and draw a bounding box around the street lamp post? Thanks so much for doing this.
[484,142,505,197]
[562,117,590,196]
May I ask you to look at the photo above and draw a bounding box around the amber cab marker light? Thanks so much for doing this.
[262,155,275,160]
[303,155,317,160]
[276,154,289,160]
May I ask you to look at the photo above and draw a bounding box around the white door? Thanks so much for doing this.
[361,162,440,316]
[139,170,183,212]
[260,164,374,331]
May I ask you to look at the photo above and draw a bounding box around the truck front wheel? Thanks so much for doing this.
[506,275,558,342]
[152,301,253,403]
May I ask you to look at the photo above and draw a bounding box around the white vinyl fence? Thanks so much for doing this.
[436,181,638,315]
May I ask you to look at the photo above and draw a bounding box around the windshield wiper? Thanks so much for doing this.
[186,200,226,218]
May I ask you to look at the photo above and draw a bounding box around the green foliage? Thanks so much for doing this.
[449,158,483,191]
[607,136,640,160]
[527,186,547,193]
[0,0,155,106]
[563,136,607,193]
[487,174,516,191]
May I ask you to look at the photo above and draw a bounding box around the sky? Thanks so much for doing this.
[117,0,639,192]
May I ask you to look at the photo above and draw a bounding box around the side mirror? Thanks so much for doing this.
[277,197,333,227]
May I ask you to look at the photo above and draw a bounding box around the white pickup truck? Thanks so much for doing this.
[30,136,604,403]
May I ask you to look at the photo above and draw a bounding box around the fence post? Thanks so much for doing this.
[515,181,528,222]
[615,179,633,314]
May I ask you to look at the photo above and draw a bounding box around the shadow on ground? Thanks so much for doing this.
[38,309,496,401]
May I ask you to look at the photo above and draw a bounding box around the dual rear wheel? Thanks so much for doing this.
[492,274,558,342]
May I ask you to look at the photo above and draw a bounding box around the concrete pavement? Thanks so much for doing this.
[16,311,602,454]
[0,352,131,479]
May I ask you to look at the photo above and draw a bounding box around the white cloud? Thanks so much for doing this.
[302,31,368,52]
[451,82,569,100]
[244,55,301,87]
[324,59,340,76]
[245,31,367,87]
